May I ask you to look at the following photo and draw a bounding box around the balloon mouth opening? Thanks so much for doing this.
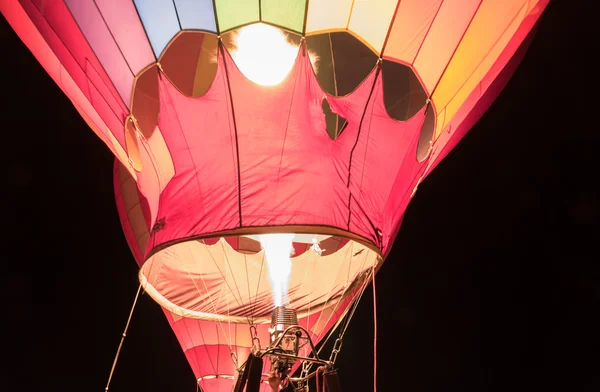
[226,23,319,87]
[138,228,381,324]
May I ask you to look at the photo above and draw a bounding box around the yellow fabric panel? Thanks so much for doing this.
[305,0,353,33]
[383,0,443,63]
[412,0,481,94]
[433,0,533,138]
[434,108,446,141]
[348,0,399,54]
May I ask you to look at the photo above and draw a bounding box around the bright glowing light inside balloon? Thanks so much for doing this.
[230,23,317,86]
[258,233,295,306]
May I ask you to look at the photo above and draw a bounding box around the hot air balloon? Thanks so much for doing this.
[1,0,549,391]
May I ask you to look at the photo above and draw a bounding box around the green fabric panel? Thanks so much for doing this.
[215,0,260,32]
[261,0,307,33]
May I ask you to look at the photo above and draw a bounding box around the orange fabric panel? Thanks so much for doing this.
[433,0,536,137]
[383,0,443,63]
[412,0,481,93]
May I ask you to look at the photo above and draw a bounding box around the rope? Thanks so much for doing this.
[372,266,377,392]
[104,283,142,391]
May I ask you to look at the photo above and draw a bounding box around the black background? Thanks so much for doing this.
[1,1,598,391]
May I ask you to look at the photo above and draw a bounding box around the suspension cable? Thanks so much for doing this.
[372,265,377,392]
[105,282,142,391]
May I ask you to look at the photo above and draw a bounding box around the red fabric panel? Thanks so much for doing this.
[148,50,387,252]
[149,50,240,250]
[230,50,351,231]
[347,74,428,247]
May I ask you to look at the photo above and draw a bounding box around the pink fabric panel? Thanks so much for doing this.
[149,51,239,250]
[164,302,355,386]
[347,74,427,246]
[192,345,231,376]
[425,1,547,176]
[327,70,381,237]
[19,0,127,148]
[188,345,218,376]
[381,130,429,253]
[92,0,155,73]
[2,1,128,165]
[143,48,417,253]
[64,0,135,105]
[228,51,345,230]
[230,49,379,235]
[305,291,356,344]
[169,317,270,350]
[199,378,240,392]
[84,59,127,147]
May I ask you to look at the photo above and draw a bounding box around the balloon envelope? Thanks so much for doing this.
[2,0,549,390]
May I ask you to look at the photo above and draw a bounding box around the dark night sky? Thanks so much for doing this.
[2,1,598,391]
